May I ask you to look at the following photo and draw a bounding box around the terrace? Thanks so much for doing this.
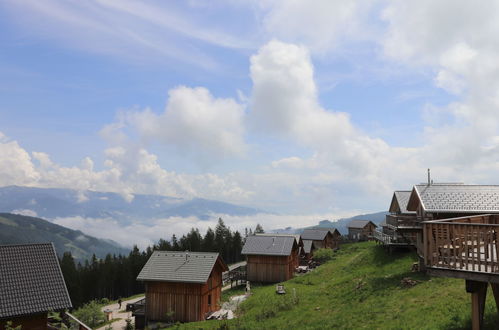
[423,214,499,329]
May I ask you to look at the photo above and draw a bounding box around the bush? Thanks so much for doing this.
[72,300,106,328]
[313,248,335,263]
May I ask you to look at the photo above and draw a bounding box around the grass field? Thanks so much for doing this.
[177,241,499,329]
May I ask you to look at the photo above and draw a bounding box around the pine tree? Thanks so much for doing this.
[255,223,264,233]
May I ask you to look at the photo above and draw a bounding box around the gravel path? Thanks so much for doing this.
[96,296,145,330]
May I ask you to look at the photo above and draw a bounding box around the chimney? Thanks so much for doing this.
[185,251,190,261]
[427,168,431,186]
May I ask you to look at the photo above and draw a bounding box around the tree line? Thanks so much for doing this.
[60,218,263,308]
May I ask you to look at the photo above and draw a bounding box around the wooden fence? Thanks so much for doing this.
[423,214,499,273]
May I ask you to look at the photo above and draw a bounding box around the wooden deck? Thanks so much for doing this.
[423,214,499,329]
[423,214,499,279]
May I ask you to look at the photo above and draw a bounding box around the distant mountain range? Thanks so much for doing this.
[0,213,129,260]
[0,185,267,223]
[271,211,388,235]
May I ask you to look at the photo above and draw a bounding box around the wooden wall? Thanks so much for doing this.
[0,313,47,330]
[247,246,299,283]
[144,263,224,323]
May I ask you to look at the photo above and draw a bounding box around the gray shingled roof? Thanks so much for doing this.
[347,220,377,229]
[137,251,226,284]
[256,233,301,245]
[241,235,296,256]
[409,184,499,213]
[302,240,315,254]
[0,243,72,319]
[300,229,329,241]
[390,191,415,214]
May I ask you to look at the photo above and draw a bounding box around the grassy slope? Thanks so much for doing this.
[179,242,499,329]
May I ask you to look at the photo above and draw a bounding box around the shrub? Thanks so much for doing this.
[313,248,335,263]
[72,300,106,328]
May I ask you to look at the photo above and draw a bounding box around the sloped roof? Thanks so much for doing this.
[241,235,296,256]
[0,243,72,319]
[407,184,499,213]
[389,191,415,214]
[256,233,302,246]
[302,240,316,254]
[137,251,227,284]
[347,220,377,229]
[301,229,331,241]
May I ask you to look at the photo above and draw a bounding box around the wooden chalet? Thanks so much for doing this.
[136,251,228,325]
[242,235,299,283]
[347,220,377,241]
[407,183,499,329]
[302,239,316,262]
[301,229,336,249]
[374,190,419,248]
[255,233,304,265]
[0,243,73,330]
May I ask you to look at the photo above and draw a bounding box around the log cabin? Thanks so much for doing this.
[0,243,73,330]
[242,235,299,283]
[347,220,377,241]
[301,229,335,249]
[136,251,228,325]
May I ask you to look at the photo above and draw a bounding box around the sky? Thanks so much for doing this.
[2,0,499,236]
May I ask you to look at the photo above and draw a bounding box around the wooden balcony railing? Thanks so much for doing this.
[386,214,421,228]
[423,214,499,274]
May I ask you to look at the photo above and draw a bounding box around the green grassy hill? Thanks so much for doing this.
[182,242,499,329]
[0,213,129,261]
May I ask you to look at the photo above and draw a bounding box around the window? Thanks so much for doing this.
[208,294,212,306]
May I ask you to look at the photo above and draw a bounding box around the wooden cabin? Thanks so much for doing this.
[406,184,499,256]
[329,228,342,249]
[255,233,304,266]
[242,235,299,283]
[378,190,419,247]
[347,220,377,241]
[0,243,73,330]
[136,251,228,325]
[301,240,316,262]
[301,229,335,249]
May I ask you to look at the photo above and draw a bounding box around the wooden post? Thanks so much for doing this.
[465,280,488,330]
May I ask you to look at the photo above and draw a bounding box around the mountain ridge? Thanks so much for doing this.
[0,212,129,260]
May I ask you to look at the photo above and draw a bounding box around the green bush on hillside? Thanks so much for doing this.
[72,300,106,328]
[313,248,335,263]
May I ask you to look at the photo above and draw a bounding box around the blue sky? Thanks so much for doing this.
[1,0,499,234]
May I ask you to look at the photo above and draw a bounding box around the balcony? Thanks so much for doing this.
[423,214,499,279]
[386,214,421,229]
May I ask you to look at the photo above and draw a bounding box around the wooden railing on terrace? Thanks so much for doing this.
[373,230,392,244]
[386,214,421,228]
[423,214,499,274]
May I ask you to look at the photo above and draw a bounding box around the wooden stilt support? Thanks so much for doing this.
[466,280,488,330]
[491,283,499,313]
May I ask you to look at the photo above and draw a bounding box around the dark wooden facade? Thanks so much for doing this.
[348,222,377,241]
[246,248,299,283]
[330,229,342,249]
[144,260,226,323]
[0,313,47,330]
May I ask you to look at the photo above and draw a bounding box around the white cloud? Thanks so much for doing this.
[1,0,252,69]
[260,0,376,53]
[52,212,353,249]
[126,86,247,160]
[11,209,38,217]
[0,135,40,186]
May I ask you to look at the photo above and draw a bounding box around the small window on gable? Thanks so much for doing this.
[208,294,212,306]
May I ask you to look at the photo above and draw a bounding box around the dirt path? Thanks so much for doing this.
[96,296,144,330]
